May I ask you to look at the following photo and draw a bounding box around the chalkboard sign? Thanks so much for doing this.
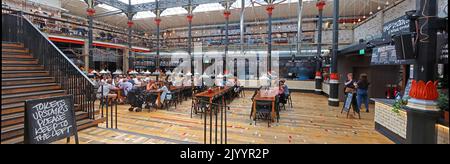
[343,93,354,113]
[383,16,411,39]
[24,95,79,144]
[371,45,416,65]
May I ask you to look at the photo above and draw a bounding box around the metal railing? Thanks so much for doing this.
[2,13,97,120]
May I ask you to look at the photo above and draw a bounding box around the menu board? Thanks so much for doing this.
[438,0,448,18]
[24,95,78,144]
[383,16,411,39]
[441,43,448,64]
[371,45,415,65]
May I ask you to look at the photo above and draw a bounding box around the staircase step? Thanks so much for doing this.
[2,90,66,105]
[2,48,29,53]
[2,71,50,78]
[2,65,44,71]
[0,116,102,144]
[2,77,55,86]
[1,83,61,95]
[2,59,38,65]
[1,103,25,115]
[1,43,24,49]
[1,111,88,128]
[2,54,34,59]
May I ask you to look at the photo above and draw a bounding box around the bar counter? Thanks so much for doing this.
[372,98,449,144]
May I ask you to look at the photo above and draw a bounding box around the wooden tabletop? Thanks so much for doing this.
[195,87,232,99]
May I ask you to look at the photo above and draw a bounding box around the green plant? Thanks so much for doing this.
[392,99,408,115]
[438,90,448,112]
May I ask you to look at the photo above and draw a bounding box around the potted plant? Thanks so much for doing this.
[438,90,449,123]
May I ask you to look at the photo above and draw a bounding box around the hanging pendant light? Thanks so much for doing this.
[99,69,108,74]
[129,70,138,75]
[185,72,193,76]
[216,73,224,79]
[113,69,123,75]
[201,73,210,79]
[144,70,151,75]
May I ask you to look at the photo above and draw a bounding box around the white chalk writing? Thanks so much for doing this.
[30,99,73,142]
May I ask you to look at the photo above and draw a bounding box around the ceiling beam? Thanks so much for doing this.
[132,0,236,13]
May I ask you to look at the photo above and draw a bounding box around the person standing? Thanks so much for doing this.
[344,73,359,113]
[356,74,370,113]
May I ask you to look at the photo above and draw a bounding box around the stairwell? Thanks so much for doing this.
[1,42,102,144]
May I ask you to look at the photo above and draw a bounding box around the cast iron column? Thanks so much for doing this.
[86,4,95,70]
[328,0,339,107]
[296,0,303,60]
[186,3,195,87]
[223,2,232,85]
[240,0,245,57]
[127,17,134,70]
[266,4,274,73]
[315,0,325,94]
[404,0,441,144]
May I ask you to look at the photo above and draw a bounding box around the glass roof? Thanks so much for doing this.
[92,0,307,19]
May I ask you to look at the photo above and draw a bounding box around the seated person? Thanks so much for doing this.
[134,77,143,87]
[119,79,133,97]
[96,79,119,100]
[280,80,289,97]
[146,80,158,91]
[158,83,170,106]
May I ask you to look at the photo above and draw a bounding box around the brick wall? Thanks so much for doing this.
[436,124,449,144]
[374,102,408,139]
[353,0,417,43]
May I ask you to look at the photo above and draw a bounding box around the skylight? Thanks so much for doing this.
[88,0,308,19]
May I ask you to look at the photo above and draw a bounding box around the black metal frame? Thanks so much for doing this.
[2,13,97,120]
[199,99,229,144]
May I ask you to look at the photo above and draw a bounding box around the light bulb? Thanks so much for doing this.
[363,15,366,19]
[358,18,361,22]
[385,1,389,5]
[377,6,381,10]
[369,11,373,15]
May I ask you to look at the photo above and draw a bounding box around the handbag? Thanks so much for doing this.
[345,87,355,93]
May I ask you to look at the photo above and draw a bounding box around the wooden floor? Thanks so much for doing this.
[56,91,393,144]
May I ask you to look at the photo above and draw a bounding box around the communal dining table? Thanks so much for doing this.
[251,89,279,123]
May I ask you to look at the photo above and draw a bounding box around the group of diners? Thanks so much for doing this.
[92,73,192,111]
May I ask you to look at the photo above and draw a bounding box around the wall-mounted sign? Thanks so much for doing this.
[383,16,411,39]
[371,45,416,65]
[438,0,448,18]
[441,43,448,64]
[437,33,448,64]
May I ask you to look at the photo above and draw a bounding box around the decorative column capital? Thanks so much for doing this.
[86,8,96,16]
[223,10,231,19]
[316,0,326,11]
[154,18,162,26]
[266,5,275,15]
[127,21,134,28]
[187,14,194,22]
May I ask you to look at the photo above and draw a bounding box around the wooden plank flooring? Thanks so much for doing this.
[56,92,393,144]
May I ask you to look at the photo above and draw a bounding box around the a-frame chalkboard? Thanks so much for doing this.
[24,95,79,144]
[341,93,360,119]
